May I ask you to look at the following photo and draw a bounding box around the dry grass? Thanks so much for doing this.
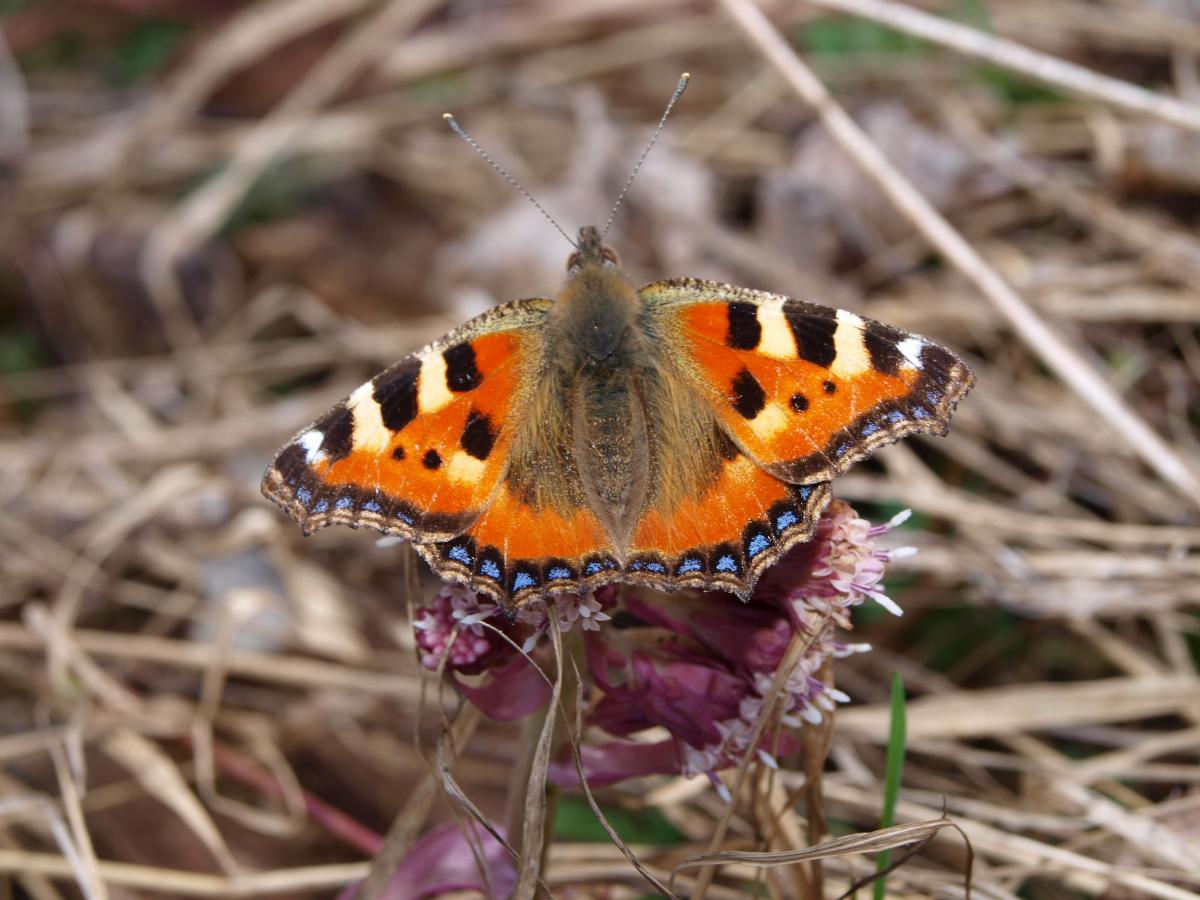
[2,0,1199,897]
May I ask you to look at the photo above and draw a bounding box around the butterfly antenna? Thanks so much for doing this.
[600,72,691,240]
[443,113,578,249]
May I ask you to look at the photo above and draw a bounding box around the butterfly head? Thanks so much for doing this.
[567,226,621,276]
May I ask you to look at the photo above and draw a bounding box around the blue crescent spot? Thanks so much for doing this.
[548,566,571,581]
[396,509,415,524]
[886,410,905,423]
[448,545,472,565]
[797,485,813,500]
[925,390,942,406]
[513,571,536,590]
[747,533,770,557]
[313,499,329,513]
[861,423,879,437]
[363,499,382,513]
[716,555,739,573]
[775,510,798,531]
[834,443,850,457]
[912,407,930,420]
[628,561,645,572]
[296,487,312,506]
[585,561,610,575]
[645,561,666,573]
[335,496,354,510]
[676,558,703,574]
[479,559,502,580]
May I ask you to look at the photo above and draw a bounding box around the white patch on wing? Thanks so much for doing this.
[748,402,790,441]
[756,301,798,359]
[447,451,487,484]
[417,352,453,414]
[896,337,925,369]
[298,429,325,463]
[349,381,393,452]
[829,309,870,379]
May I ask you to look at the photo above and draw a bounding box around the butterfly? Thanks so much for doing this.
[262,223,974,607]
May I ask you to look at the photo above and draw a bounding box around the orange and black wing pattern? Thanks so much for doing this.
[263,299,622,605]
[414,484,621,605]
[641,278,975,484]
[623,436,832,600]
[262,299,548,545]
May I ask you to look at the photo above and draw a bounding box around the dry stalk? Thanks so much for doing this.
[805,0,1200,132]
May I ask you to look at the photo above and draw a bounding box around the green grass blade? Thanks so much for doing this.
[873,673,908,900]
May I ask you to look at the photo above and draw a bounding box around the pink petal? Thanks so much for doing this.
[453,655,551,722]
[550,738,683,788]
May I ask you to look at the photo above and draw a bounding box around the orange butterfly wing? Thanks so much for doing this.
[262,299,621,604]
[622,440,832,599]
[610,278,973,599]
[641,278,975,484]
[262,301,550,543]
[414,485,620,603]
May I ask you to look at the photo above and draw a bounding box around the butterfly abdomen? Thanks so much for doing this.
[573,371,650,552]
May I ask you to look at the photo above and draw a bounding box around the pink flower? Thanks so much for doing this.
[412,500,911,791]
[412,584,504,674]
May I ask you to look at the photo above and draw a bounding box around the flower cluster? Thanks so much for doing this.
[409,500,910,789]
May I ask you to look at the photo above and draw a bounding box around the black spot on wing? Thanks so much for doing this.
[314,404,354,462]
[461,411,496,460]
[917,342,958,381]
[391,445,405,460]
[790,393,809,412]
[823,380,837,394]
[373,362,419,431]
[422,448,442,470]
[443,343,482,392]
[731,368,766,419]
[863,321,907,376]
[726,302,761,350]
[272,443,308,485]
[783,303,837,368]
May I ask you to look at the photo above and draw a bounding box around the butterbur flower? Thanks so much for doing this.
[412,584,505,674]
[517,588,616,652]
[413,500,908,790]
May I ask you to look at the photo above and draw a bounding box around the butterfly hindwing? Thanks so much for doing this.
[415,485,620,604]
[262,299,551,542]
[624,436,832,599]
[641,278,975,483]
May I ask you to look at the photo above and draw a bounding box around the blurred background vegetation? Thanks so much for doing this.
[2,0,1199,897]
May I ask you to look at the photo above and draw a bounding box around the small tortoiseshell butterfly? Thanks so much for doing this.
[262,80,974,607]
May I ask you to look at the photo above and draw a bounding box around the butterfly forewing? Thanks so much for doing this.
[262,299,551,543]
[641,277,975,484]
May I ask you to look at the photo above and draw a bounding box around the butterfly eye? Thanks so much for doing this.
[566,252,580,273]
[601,247,620,268]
